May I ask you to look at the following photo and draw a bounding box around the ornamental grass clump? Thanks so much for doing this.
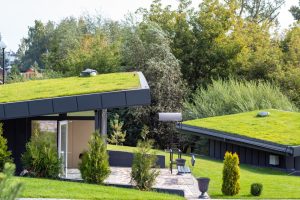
[131,126,159,191]
[222,152,240,196]
[79,132,110,184]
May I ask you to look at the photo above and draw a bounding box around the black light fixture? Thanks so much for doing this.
[0,40,7,84]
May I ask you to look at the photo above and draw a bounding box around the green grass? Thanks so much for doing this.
[0,72,140,103]
[184,109,300,146]
[16,177,183,200]
[108,145,300,199]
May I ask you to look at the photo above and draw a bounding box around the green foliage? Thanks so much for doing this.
[108,114,126,145]
[0,124,12,172]
[21,124,60,178]
[131,139,159,190]
[290,1,300,21]
[79,132,110,184]
[184,78,296,120]
[250,183,263,196]
[222,152,240,196]
[0,163,23,200]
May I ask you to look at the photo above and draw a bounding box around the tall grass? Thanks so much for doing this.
[184,78,297,119]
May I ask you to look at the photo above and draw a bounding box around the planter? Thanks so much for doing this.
[176,158,186,166]
[197,177,210,199]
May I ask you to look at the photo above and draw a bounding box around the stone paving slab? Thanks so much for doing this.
[67,167,201,199]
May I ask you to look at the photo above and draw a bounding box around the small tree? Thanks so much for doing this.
[131,133,159,191]
[0,123,12,171]
[108,114,126,145]
[0,163,23,200]
[79,132,110,184]
[21,125,61,178]
[222,152,240,196]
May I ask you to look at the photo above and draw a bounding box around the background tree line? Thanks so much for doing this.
[11,0,300,150]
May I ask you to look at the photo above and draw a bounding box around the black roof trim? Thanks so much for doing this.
[177,124,300,157]
[0,72,151,120]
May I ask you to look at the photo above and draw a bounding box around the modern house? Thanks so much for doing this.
[178,109,300,172]
[0,72,151,174]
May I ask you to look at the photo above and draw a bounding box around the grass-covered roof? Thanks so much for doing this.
[183,109,300,146]
[0,72,140,103]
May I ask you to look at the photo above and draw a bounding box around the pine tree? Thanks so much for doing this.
[0,123,12,172]
[108,114,126,145]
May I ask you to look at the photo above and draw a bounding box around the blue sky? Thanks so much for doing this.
[0,0,298,51]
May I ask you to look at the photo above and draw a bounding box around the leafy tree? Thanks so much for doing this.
[79,132,110,184]
[108,114,126,145]
[237,0,285,23]
[290,0,300,21]
[131,139,159,191]
[0,124,12,172]
[123,22,186,148]
[0,163,23,200]
[222,152,240,196]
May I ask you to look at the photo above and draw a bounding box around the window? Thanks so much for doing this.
[269,155,279,166]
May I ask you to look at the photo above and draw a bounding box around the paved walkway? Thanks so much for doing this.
[67,167,202,199]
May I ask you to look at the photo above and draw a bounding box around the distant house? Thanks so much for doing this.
[178,109,300,172]
[21,67,42,79]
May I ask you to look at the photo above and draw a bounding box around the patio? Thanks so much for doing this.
[67,167,202,200]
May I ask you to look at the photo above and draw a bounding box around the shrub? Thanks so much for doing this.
[184,78,297,120]
[222,152,240,196]
[131,139,159,191]
[108,114,126,145]
[79,132,110,184]
[0,163,23,199]
[21,125,61,178]
[0,124,12,172]
[251,183,263,196]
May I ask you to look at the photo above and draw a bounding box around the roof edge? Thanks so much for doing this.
[137,71,149,89]
[178,124,298,156]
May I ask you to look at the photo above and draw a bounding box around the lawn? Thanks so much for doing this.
[0,72,140,103]
[183,109,300,146]
[108,145,300,199]
[16,177,183,200]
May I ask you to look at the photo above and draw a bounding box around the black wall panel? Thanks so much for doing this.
[246,148,252,164]
[295,157,300,170]
[209,139,215,157]
[259,151,266,166]
[221,142,226,158]
[0,104,4,118]
[239,147,246,163]
[252,150,259,165]
[215,140,221,159]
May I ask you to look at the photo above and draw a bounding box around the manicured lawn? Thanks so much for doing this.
[108,145,300,199]
[183,109,300,145]
[16,177,183,200]
[0,72,140,103]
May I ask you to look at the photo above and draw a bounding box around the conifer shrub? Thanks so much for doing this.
[79,132,110,184]
[21,123,60,178]
[131,127,159,191]
[222,152,240,196]
[0,123,12,172]
[108,114,126,145]
[251,183,263,196]
[0,163,23,199]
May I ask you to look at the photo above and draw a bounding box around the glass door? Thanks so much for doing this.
[58,121,68,178]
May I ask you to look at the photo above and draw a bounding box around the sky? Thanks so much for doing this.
[0,0,298,52]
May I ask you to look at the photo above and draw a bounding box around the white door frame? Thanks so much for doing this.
[58,120,68,178]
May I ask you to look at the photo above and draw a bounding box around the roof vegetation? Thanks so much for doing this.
[0,72,140,103]
[183,109,300,146]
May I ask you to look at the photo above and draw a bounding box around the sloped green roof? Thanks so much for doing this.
[183,109,300,146]
[0,72,140,103]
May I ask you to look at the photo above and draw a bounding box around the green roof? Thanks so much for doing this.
[0,72,140,103]
[183,109,300,146]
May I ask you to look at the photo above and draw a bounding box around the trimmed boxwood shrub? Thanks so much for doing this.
[79,132,110,184]
[222,152,240,196]
[251,183,263,196]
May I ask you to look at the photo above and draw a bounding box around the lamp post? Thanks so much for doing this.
[0,40,7,84]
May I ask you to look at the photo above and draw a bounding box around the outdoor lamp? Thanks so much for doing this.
[0,40,7,84]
